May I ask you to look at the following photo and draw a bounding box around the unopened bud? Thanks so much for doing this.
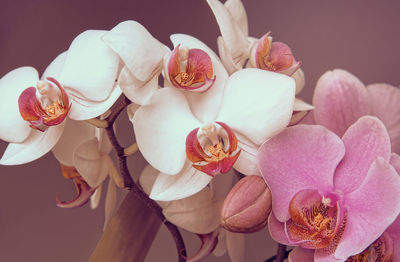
[220,175,272,233]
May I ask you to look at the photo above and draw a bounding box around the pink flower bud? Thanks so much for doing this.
[221,175,272,233]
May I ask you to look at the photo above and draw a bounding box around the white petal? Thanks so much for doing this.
[224,0,248,36]
[60,30,119,102]
[52,119,96,166]
[170,34,229,123]
[150,164,212,201]
[233,134,260,176]
[90,185,102,210]
[293,98,314,111]
[68,83,122,120]
[227,231,245,262]
[118,65,159,105]
[133,87,200,175]
[73,138,109,188]
[207,0,249,62]
[0,67,38,143]
[42,51,68,79]
[217,37,243,75]
[104,178,117,230]
[103,20,168,82]
[217,68,295,145]
[126,102,140,121]
[162,187,222,234]
[292,68,305,94]
[139,164,169,208]
[0,123,65,165]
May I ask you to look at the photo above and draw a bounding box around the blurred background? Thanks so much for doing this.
[0,0,399,261]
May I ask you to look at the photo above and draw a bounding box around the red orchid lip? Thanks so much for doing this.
[18,77,71,132]
[185,121,241,177]
[167,44,216,92]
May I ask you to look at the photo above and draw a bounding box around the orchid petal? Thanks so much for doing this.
[386,216,400,262]
[73,138,109,188]
[162,187,222,234]
[104,178,118,230]
[207,0,249,64]
[313,69,370,137]
[367,83,400,154]
[138,164,169,208]
[314,250,343,262]
[56,177,95,208]
[103,20,168,82]
[52,119,96,166]
[224,0,248,36]
[268,213,293,245]
[0,123,65,165]
[288,247,315,262]
[390,153,400,174]
[217,37,242,74]
[218,68,295,145]
[150,164,212,201]
[233,134,260,176]
[293,98,314,111]
[42,51,67,79]
[133,87,200,175]
[226,231,245,262]
[60,30,119,102]
[213,230,227,257]
[292,68,305,94]
[68,83,122,120]
[258,124,344,221]
[335,157,400,259]
[90,185,102,210]
[118,66,159,105]
[170,34,228,123]
[0,67,38,142]
[126,103,140,121]
[334,116,391,194]
[185,229,220,262]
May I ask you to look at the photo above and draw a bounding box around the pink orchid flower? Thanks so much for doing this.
[133,68,295,201]
[0,30,122,165]
[258,116,400,261]
[103,21,225,105]
[288,154,400,262]
[311,69,400,155]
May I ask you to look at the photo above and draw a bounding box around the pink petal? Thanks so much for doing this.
[267,213,292,245]
[367,83,400,154]
[258,124,344,221]
[170,34,228,123]
[60,30,119,102]
[334,116,391,194]
[288,247,315,262]
[217,68,295,146]
[185,229,220,262]
[0,67,38,143]
[386,216,400,262]
[335,157,400,259]
[390,153,400,174]
[313,69,370,137]
[132,87,200,175]
[150,163,212,201]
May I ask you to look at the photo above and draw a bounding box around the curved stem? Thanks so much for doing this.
[104,95,187,261]
[264,244,289,262]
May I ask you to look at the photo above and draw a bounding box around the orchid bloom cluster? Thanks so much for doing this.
[1,0,400,262]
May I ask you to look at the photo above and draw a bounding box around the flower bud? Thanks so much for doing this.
[220,175,272,233]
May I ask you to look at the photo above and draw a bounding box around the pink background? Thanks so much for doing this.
[1,0,399,261]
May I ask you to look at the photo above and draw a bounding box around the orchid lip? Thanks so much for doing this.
[18,77,71,132]
[186,121,241,177]
[167,44,216,92]
[56,164,96,208]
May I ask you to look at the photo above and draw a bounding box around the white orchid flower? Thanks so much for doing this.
[133,68,295,201]
[103,21,229,107]
[140,165,245,262]
[0,29,122,165]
